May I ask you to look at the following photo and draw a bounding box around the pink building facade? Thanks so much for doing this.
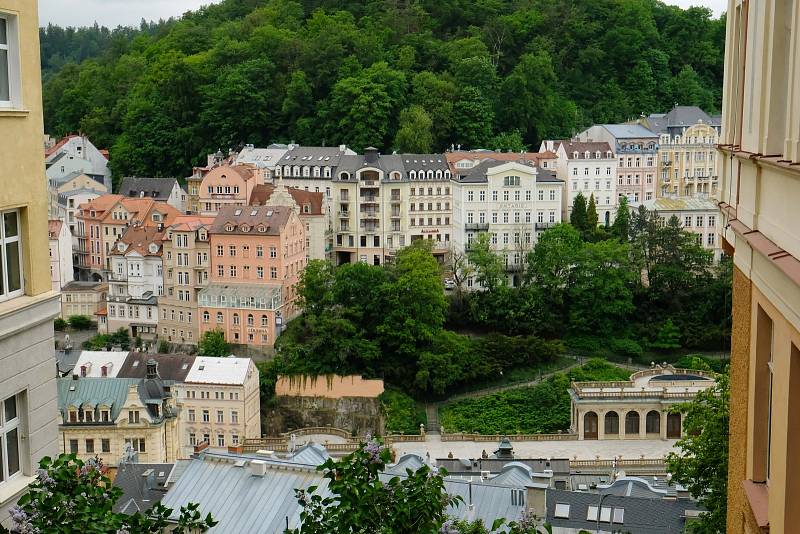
[198,165,264,216]
[198,205,306,347]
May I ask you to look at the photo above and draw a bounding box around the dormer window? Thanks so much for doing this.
[225,224,234,232]
[84,409,94,422]
[148,243,159,254]
[258,225,266,233]
[101,409,110,422]
[68,409,78,423]
[303,204,310,213]
[220,174,227,179]
[152,213,161,222]
[80,365,88,377]
[240,224,250,232]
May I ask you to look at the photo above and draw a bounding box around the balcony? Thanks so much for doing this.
[464,223,489,231]
[535,222,557,230]
[339,211,350,218]
[662,161,672,167]
[360,196,379,203]
[109,272,127,282]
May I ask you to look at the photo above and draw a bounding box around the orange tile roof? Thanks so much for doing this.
[78,194,123,217]
[445,151,556,172]
[45,134,79,157]
[111,225,164,257]
[48,219,63,237]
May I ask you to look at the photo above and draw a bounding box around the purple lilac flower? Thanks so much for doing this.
[440,519,459,534]
[9,505,37,534]
[35,469,55,488]
[363,439,383,464]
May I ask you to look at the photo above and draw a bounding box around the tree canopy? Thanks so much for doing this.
[40,0,725,184]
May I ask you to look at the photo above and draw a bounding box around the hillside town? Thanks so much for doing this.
[1,0,798,533]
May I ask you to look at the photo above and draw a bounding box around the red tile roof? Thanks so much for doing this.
[45,134,79,157]
[48,219,63,238]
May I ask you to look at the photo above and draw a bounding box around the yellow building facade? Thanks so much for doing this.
[717,1,800,532]
[0,0,61,525]
[658,122,720,197]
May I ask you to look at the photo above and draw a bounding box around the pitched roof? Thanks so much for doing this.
[184,357,253,385]
[78,194,123,215]
[61,281,107,292]
[113,462,174,514]
[645,106,719,134]
[398,153,450,173]
[111,225,164,257]
[117,353,196,381]
[601,124,659,139]
[456,159,536,183]
[72,351,129,377]
[544,488,702,534]
[554,141,614,159]
[234,146,289,167]
[48,219,63,238]
[249,184,324,215]
[56,377,139,421]
[279,146,353,166]
[165,214,216,234]
[45,134,80,157]
[208,205,293,236]
[119,177,179,200]
[446,151,555,172]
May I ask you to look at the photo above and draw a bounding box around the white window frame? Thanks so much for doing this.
[0,13,21,108]
[1,393,22,485]
[0,210,24,302]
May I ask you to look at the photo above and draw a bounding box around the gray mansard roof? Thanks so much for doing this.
[645,106,721,135]
[119,177,179,200]
[336,153,406,179]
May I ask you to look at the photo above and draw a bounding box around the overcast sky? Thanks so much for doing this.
[39,0,727,28]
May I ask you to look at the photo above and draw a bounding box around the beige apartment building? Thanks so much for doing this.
[57,375,180,465]
[60,281,107,319]
[158,215,214,345]
[0,0,61,524]
[718,1,800,533]
[175,357,261,457]
[569,365,716,441]
[636,106,722,198]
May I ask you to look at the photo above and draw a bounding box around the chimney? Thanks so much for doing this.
[364,147,379,164]
[250,459,267,477]
[146,359,158,379]
[228,445,244,455]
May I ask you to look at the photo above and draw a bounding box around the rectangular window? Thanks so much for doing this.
[128,410,139,424]
[202,409,210,423]
[217,410,224,423]
[0,210,23,301]
[0,15,17,106]
[1,394,21,482]
[101,439,110,453]
[69,439,78,454]
[85,439,94,454]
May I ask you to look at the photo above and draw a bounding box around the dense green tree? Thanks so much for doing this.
[667,373,729,534]
[198,329,229,356]
[651,318,682,351]
[488,130,527,152]
[452,86,495,149]
[467,233,506,292]
[586,194,599,231]
[611,196,631,240]
[297,259,335,316]
[394,104,434,153]
[570,193,588,232]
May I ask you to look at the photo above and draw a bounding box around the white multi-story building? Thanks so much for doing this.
[105,224,164,341]
[234,144,290,181]
[577,124,659,205]
[452,160,564,287]
[541,140,617,225]
[630,197,722,262]
[48,219,73,290]
[119,177,188,214]
[45,134,112,191]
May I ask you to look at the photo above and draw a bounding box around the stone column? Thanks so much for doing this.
[576,408,583,440]
[639,410,647,440]
[598,410,605,441]
[660,408,668,440]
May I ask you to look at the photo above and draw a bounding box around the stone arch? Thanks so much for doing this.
[583,411,598,440]
[646,410,661,434]
[625,411,640,435]
[604,411,620,435]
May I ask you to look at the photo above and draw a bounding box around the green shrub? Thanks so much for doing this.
[379,389,426,434]
[609,338,643,359]
[54,317,68,331]
[440,360,630,434]
[67,315,93,330]
[157,339,170,353]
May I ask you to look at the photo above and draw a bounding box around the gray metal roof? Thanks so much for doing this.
[57,377,139,421]
[400,154,450,172]
[161,454,330,533]
[113,462,174,514]
[455,159,538,183]
[601,124,659,139]
[336,153,406,178]
[545,488,702,534]
[58,187,105,198]
[279,146,353,166]
[645,106,720,134]
[287,443,330,465]
[119,177,179,200]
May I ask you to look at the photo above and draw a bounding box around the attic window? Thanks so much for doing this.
[198,365,205,371]
[226,224,234,232]
[181,363,188,370]
[612,508,624,524]
[303,204,310,213]
[221,174,227,179]
[250,209,258,216]
[257,225,266,233]
[234,209,242,216]
[132,360,140,367]
[554,503,570,519]
[240,225,250,232]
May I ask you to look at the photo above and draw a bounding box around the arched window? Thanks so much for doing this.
[409,170,417,180]
[233,313,240,325]
[435,170,443,179]
[583,412,598,440]
[625,411,640,435]
[216,312,223,323]
[202,311,209,323]
[646,410,660,434]
[427,170,434,179]
[667,413,682,438]
[604,411,619,435]
[247,314,254,326]
[261,315,268,327]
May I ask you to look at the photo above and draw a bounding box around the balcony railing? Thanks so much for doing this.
[360,196,379,203]
[109,272,127,281]
[464,223,489,231]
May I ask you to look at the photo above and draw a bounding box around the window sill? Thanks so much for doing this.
[0,475,36,505]
[742,480,769,530]
[0,108,30,117]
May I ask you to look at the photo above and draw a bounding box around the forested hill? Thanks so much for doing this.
[41,0,726,182]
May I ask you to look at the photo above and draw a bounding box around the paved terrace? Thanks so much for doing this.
[392,434,679,462]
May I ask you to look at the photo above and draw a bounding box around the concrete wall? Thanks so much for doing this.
[275,375,384,398]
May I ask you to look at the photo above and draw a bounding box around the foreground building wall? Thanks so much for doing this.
[0,0,61,524]
[718,1,800,532]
